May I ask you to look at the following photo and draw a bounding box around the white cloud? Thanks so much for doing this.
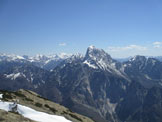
[153,41,162,48]
[107,43,162,58]
[107,45,147,52]
[59,43,66,46]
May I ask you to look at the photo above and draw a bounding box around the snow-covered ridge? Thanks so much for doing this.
[29,53,72,62]
[85,46,117,70]
[0,53,72,63]
[5,73,22,80]
[83,60,97,69]
[0,53,25,61]
[0,101,71,122]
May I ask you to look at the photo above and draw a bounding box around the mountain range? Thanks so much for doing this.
[1,46,162,122]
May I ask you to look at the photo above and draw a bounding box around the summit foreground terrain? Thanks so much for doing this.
[0,89,93,122]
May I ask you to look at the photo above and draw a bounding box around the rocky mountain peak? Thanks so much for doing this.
[83,46,121,72]
[85,46,112,62]
[129,55,147,62]
[127,55,159,68]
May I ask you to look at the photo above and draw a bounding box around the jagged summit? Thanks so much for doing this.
[88,45,95,49]
[83,46,123,73]
[85,46,112,63]
[87,45,102,52]
[129,55,147,62]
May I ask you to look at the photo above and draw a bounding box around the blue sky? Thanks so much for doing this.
[0,0,162,58]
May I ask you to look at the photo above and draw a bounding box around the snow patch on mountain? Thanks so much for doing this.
[16,56,25,60]
[34,85,38,89]
[0,101,72,122]
[0,94,3,99]
[144,74,152,80]
[41,80,45,84]
[97,59,109,70]
[83,60,97,69]
[107,98,117,114]
[5,73,21,80]
[89,45,95,49]
[4,72,28,80]
[0,54,25,61]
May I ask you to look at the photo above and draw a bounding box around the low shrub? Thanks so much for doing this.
[44,104,57,113]
[35,102,42,107]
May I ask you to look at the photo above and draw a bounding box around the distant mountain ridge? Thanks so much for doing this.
[0,53,82,71]
[116,56,162,62]
[1,46,162,122]
[1,51,162,68]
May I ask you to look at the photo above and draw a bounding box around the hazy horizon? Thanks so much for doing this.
[1,45,162,59]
